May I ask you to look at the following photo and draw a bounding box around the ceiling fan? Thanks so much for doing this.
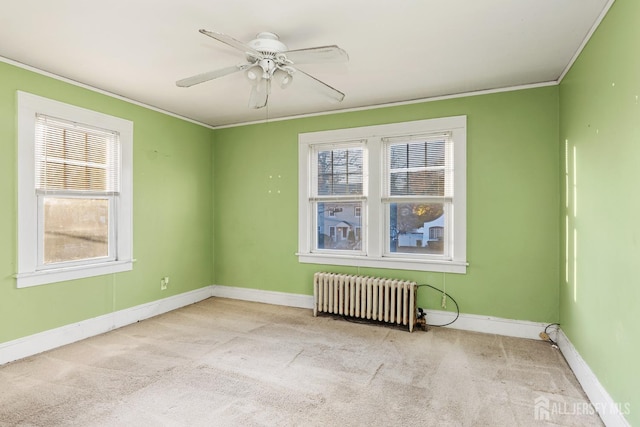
[176,29,349,109]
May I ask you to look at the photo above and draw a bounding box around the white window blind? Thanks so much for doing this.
[35,114,121,194]
[312,143,365,200]
[383,132,453,200]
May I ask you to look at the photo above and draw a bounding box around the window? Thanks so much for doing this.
[17,92,133,288]
[430,226,444,240]
[385,134,451,257]
[298,116,466,273]
[313,144,364,252]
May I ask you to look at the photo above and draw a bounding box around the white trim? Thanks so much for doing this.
[0,55,215,130]
[1,54,558,130]
[424,309,547,340]
[15,260,134,288]
[297,253,467,274]
[556,330,631,427]
[557,0,616,83]
[110,287,213,327]
[211,285,314,309]
[0,286,214,366]
[214,81,557,129]
[209,285,543,339]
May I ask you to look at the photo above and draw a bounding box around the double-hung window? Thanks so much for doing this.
[298,116,467,273]
[383,133,452,258]
[17,92,133,288]
[312,142,366,253]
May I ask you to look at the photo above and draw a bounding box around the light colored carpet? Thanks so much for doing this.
[0,298,602,426]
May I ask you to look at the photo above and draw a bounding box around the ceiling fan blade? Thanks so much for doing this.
[176,64,250,87]
[283,46,348,64]
[249,79,270,109]
[293,68,345,103]
[199,29,262,59]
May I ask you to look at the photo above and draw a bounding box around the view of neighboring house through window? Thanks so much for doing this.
[314,144,364,251]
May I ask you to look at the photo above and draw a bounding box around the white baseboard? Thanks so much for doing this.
[211,285,314,309]
[110,287,213,328]
[424,309,548,340]
[0,285,547,367]
[556,330,631,427]
[211,285,546,340]
[0,286,214,366]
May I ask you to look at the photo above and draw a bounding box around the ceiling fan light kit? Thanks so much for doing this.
[176,29,348,109]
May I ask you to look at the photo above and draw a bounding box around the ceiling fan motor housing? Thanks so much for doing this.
[247,32,288,56]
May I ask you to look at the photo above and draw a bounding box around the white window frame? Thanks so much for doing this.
[298,116,467,274]
[309,141,367,255]
[16,91,134,288]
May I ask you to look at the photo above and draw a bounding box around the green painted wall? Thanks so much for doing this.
[214,86,560,323]
[559,0,639,424]
[0,61,214,343]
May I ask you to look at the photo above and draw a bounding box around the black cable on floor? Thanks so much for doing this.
[544,322,560,347]
[417,284,460,327]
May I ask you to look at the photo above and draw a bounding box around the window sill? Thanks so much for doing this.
[297,253,467,274]
[16,260,134,288]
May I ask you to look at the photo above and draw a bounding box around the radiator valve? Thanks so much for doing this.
[416,308,428,331]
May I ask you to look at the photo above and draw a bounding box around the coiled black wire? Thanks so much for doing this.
[417,284,460,327]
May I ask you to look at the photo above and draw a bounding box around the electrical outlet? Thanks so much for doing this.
[160,277,168,290]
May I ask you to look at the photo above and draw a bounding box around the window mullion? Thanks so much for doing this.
[310,196,367,202]
[367,137,381,257]
[382,196,452,204]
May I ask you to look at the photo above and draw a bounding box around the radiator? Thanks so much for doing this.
[313,272,417,332]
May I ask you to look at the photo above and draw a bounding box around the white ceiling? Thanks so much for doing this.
[0,0,611,128]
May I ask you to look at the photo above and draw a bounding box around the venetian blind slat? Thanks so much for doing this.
[383,132,453,198]
[35,114,120,193]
